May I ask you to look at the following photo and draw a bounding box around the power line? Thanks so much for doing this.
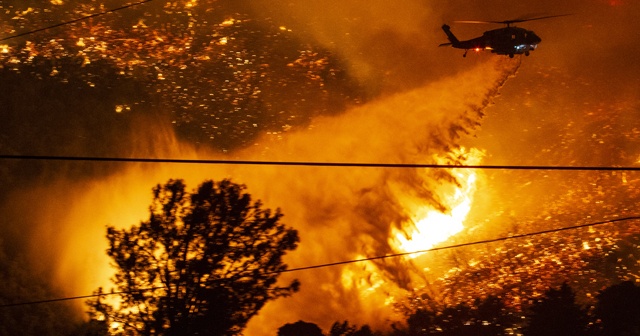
[276,216,640,274]
[0,290,157,308]
[0,0,154,43]
[1,154,640,171]
[1,215,638,308]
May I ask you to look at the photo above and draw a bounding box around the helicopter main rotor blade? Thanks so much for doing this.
[504,13,572,24]
[455,14,571,25]
[454,20,499,24]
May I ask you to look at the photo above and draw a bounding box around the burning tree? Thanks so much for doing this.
[87,179,300,335]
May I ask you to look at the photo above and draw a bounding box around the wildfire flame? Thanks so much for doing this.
[392,147,483,257]
[330,147,484,319]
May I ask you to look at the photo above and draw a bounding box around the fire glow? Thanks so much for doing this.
[392,148,482,257]
[0,1,526,333]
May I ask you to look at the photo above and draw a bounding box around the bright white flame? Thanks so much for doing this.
[336,149,482,318]
[392,147,482,257]
[396,175,475,255]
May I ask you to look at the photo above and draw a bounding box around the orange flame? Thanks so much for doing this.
[392,147,483,257]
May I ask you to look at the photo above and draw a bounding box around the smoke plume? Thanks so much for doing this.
[0,58,519,335]
[11,0,640,335]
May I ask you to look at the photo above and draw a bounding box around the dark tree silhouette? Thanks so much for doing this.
[352,325,375,336]
[277,320,324,336]
[522,282,587,336]
[594,281,640,336]
[405,308,436,336]
[329,321,375,336]
[471,295,517,336]
[87,179,300,335]
[403,295,514,335]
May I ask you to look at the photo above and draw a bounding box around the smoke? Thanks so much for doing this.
[244,0,483,92]
[240,58,519,333]
[460,0,640,173]
[0,1,530,334]
[15,0,640,334]
[223,0,640,332]
[0,57,518,336]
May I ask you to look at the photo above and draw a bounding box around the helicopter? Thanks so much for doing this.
[439,14,569,58]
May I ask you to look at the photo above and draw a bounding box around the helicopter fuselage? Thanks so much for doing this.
[440,24,542,58]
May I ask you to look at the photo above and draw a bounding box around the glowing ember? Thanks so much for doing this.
[392,147,483,257]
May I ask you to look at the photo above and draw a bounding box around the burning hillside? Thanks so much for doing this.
[0,1,639,335]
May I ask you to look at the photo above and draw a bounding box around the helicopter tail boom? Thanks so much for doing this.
[441,24,460,46]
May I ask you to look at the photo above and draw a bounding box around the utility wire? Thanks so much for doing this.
[0,291,159,308]
[276,216,640,274]
[1,215,638,308]
[1,0,636,308]
[0,0,154,43]
[2,154,640,171]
